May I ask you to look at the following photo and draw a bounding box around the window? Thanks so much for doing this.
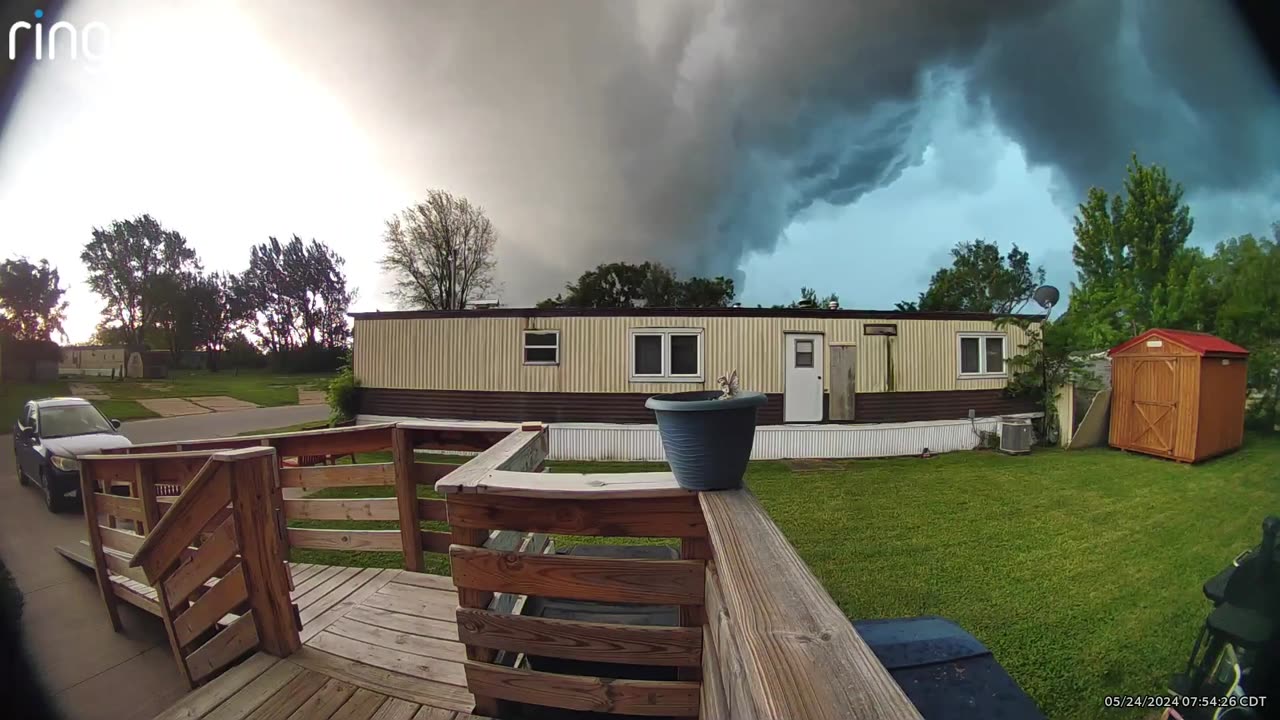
[958,333,1007,376]
[630,329,703,381]
[634,334,663,375]
[523,330,559,365]
[794,339,814,368]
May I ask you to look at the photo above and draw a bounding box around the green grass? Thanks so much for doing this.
[83,369,332,406]
[92,399,160,420]
[1,370,332,427]
[742,440,1280,720]
[278,436,1280,719]
[0,380,67,425]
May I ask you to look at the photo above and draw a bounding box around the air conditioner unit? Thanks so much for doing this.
[999,417,1033,455]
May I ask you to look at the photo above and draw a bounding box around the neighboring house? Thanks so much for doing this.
[351,308,1040,439]
[59,345,127,378]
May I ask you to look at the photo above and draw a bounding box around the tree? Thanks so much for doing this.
[0,257,67,341]
[541,261,735,308]
[188,272,245,371]
[81,215,201,347]
[1204,227,1280,428]
[1068,154,1201,348]
[999,316,1095,442]
[772,287,839,309]
[381,189,497,310]
[151,271,201,362]
[899,240,1044,314]
[239,236,353,357]
[676,276,736,307]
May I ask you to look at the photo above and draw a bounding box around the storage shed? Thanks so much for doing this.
[1108,329,1249,462]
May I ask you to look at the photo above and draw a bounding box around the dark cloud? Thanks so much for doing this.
[246,0,1279,303]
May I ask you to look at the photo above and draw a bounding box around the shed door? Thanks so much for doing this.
[1128,358,1179,455]
[784,334,823,423]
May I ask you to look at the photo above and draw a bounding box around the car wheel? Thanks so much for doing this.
[40,469,66,513]
[14,447,30,486]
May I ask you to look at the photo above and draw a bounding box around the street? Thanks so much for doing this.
[0,404,327,720]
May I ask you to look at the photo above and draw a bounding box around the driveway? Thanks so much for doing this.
[0,404,328,720]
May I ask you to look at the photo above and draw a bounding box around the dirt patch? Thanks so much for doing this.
[187,396,260,411]
[783,459,846,472]
[136,398,211,417]
[67,383,110,400]
[297,388,326,405]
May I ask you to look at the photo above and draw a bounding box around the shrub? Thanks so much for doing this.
[327,363,360,424]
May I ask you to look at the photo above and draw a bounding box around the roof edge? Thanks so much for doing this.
[1107,328,1249,357]
[347,307,1044,322]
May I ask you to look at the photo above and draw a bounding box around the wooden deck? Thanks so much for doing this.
[69,421,925,720]
[153,563,477,719]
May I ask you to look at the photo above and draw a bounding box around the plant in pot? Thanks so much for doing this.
[645,370,766,491]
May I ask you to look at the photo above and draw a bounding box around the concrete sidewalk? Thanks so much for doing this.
[0,403,328,719]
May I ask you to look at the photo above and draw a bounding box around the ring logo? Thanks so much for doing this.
[8,8,109,62]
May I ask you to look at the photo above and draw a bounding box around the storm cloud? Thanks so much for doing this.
[245,0,1280,302]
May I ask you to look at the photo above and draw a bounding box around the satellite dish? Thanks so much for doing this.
[1033,285,1060,310]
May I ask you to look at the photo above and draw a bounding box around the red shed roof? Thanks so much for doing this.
[1108,329,1249,358]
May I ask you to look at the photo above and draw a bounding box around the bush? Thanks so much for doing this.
[327,364,360,424]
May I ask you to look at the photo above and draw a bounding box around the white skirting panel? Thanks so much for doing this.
[359,413,1041,462]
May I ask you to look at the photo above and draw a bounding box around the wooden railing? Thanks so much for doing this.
[437,429,707,717]
[437,428,925,720]
[127,447,298,687]
[87,421,520,571]
[79,419,930,716]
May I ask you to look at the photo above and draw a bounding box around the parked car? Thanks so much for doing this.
[11,398,133,512]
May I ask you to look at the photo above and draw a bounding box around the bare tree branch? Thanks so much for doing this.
[380,189,498,310]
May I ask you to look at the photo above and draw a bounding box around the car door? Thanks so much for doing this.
[14,402,36,478]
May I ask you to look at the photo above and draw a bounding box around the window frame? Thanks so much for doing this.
[794,339,815,368]
[956,332,1008,378]
[629,328,704,382]
[521,329,561,366]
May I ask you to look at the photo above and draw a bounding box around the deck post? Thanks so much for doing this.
[79,461,122,632]
[679,536,711,682]
[392,427,425,572]
[228,451,301,657]
[451,525,501,717]
[137,462,159,534]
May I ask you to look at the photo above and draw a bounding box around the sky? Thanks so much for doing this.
[1,0,1278,343]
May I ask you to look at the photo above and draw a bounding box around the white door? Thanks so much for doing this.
[784,334,824,422]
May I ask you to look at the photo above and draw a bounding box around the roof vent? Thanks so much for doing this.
[828,300,839,310]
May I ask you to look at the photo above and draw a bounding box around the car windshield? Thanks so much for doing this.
[39,405,114,439]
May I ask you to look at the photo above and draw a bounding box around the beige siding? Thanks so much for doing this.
[61,347,127,370]
[353,315,1033,395]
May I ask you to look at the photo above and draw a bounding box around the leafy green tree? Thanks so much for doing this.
[543,261,735,308]
[151,271,200,362]
[677,276,736,307]
[773,287,839,309]
[81,215,201,347]
[189,272,247,371]
[899,239,1043,314]
[1204,227,1280,428]
[1000,316,1096,441]
[1068,154,1202,348]
[0,257,67,341]
[240,236,352,355]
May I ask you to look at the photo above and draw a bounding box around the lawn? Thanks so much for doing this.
[0,370,333,423]
[277,434,1280,720]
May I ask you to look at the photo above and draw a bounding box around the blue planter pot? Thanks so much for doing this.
[645,391,767,491]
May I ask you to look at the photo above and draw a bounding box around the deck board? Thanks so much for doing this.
[149,570,474,720]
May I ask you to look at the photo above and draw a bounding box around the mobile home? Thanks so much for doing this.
[350,307,1040,459]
